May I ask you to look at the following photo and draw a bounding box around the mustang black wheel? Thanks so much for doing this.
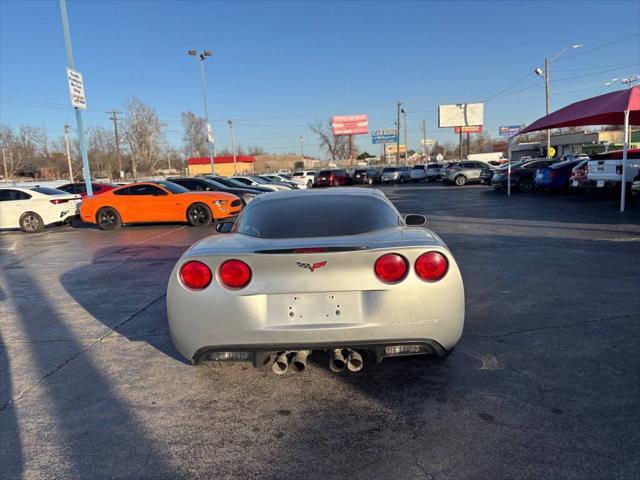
[96,207,122,230]
[19,212,44,233]
[187,203,212,227]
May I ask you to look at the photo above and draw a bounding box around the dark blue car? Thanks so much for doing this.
[534,159,584,191]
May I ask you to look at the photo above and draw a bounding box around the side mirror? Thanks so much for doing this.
[405,214,426,226]
[215,221,234,233]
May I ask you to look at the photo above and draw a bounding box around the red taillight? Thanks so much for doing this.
[180,261,212,290]
[415,252,448,282]
[50,199,70,204]
[374,253,408,283]
[219,259,252,289]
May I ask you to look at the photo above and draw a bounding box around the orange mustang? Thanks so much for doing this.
[80,180,243,230]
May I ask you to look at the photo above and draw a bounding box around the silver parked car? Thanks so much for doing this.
[167,188,465,373]
[444,161,494,186]
[381,166,411,183]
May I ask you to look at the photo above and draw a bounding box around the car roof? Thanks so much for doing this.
[250,187,386,203]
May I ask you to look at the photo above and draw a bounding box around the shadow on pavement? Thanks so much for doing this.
[1,265,182,478]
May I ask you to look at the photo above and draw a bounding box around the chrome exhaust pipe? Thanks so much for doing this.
[290,350,311,373]
[272,352,289,375]
[329,349,346,373]
[346,349,364,372]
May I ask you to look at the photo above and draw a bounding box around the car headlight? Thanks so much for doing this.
[214,200,228,206]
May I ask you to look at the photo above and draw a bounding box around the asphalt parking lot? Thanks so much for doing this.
[1,184,639,480]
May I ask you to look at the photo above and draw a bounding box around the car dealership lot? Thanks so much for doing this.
[1,184,639,480]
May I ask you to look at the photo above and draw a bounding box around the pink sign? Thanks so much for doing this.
[331,114,369,136]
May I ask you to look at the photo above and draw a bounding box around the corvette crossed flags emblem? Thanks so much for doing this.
[296,261,327,272]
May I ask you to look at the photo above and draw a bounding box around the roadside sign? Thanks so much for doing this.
[420,138,436,146]
[372,129,398,144]
[66,68,86,109]
[331,114,369,135]
[499,125,521,137]
[454,125,482,134]
[385,144,406,155]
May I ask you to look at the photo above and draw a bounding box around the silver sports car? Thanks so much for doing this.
[167,188,464,373]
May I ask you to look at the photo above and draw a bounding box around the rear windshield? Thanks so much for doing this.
[30,187,67,195]
[354,169,367,174]
[292,172,304,176]
[318,170,332,176]
[235,195,402,238]
[551,159,581,169]
[412,165,425,170]
[383,167,397,173]
[427,164,440,169]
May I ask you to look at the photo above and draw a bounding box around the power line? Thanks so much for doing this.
[554,32,640,63]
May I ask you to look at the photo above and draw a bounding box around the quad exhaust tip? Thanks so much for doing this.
[272,352,289,375]
[329,349,346,373]
[290,350,310,373]
[346,349,364,372]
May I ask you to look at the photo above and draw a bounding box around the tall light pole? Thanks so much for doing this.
[535,43,583,158]
[300,135,305,165]
[59,0,93,196]
[421,120,427,161]
[396,102,402,164]
[188,49,215,174]
[228,119,238,175]
[401,107,407,164]
[63,124,74,183]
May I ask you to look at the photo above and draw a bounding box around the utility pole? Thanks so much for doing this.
[108,110,122,178]
[59,0,93,196]
[300,135,305,166]
[1,148,8,182]
[544,57,551,158]
[396,102,402,164]
[63,124,74,183]
[403,109,408,164]
[228,119,238,175]
[421,120,427,161]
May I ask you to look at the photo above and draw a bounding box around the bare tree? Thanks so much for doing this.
[0,124,49,177]
[87,126,116,178]
[123,97,166,178]
[181,111,208,159]
[309,120,353,161]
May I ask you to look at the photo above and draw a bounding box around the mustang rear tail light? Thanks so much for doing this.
[180,261,212,290]
[50,199,70,204]
[374,253,408,283]
[415,252,448,282]
[219,259,252,289]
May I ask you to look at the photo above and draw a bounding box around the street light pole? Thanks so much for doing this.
[396,102,402,164]
[402,108,408,164]
[63,124,74,184]
[535,43,583,159]
[188,50,215,174]
[228,119,238,175]
[421,120,427,161]
[300,135,305,165]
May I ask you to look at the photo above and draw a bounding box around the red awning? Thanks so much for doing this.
[187,156,256,165]
[520,86,640,134]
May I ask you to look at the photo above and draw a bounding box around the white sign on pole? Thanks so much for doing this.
[207,123,214,143]
[66,68,87,109]
[420,139,436,146]
[438,103,484,128]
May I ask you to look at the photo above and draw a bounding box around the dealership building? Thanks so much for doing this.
[187,156,255,176]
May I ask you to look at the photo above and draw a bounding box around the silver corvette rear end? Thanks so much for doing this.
[167,189,465,369]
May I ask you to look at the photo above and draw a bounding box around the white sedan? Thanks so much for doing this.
[167,188,465,374]
[0,186,81,233]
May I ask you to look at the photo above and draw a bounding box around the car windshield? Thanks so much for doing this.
[202,178,228,189]
[551,159,581,169]
[247,176,270,184]
[235,195,402,238]
[292,172,304,176]
[354,169,367,174]
[383,167,397,173]
[30,186,68,195]
[152,181,189,193]
[412,166,425,170]
[318,170,331,176]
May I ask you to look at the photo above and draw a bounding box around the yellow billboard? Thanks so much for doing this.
[385,144,406,155]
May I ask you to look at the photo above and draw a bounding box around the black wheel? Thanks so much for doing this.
[307,179,313,189]
[96,207,122,230]
[454,175,467,186]
[19,212,44,233]
[187,203,212,227]
[332,179,340,187]
[519,180,534,193]
[399,176,405,184]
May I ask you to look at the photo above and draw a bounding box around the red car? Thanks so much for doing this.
[56,182,118,197]
[315,169,353,187]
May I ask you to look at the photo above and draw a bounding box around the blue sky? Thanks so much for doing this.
[1,0,639,158]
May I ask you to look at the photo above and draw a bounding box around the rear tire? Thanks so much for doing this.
[454,175,467,186]
[399,176,405,184]
[332,179,340,187]
[307,179,313,189]
[96,207,122,230]
[519,179,534,193]
[19,212,44,233]
[187,203,212,227]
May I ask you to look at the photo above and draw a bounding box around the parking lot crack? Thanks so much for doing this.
[0,293,166,413]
